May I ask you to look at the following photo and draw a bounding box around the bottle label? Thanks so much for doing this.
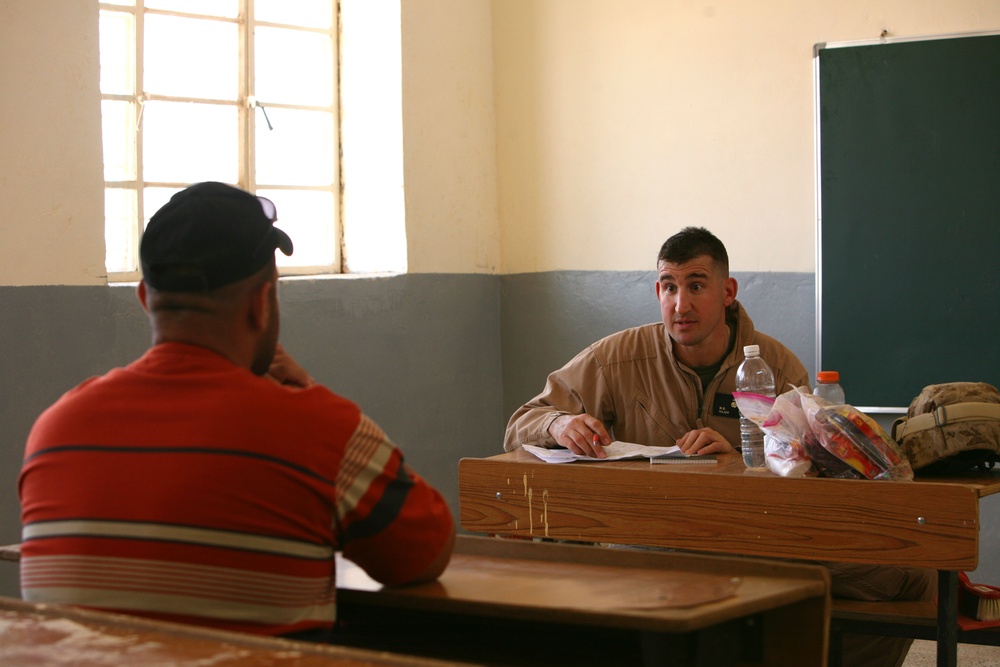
[712,393,740,419]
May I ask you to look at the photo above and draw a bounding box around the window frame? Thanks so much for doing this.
[99,0,342,283]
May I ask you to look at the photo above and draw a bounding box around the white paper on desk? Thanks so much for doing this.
[522,441,681,463]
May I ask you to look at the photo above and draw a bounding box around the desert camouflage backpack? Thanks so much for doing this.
[891,382,1000,473]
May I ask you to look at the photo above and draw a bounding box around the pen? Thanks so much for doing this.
[593,433,607,458]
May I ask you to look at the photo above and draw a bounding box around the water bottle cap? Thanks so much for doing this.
[742,345,760,357]
[817,370,840,383]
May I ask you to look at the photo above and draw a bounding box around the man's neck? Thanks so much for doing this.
[673,323,733,368]
[151,317,251,372]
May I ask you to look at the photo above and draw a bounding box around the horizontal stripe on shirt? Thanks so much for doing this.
[21,554,335,624]
[23,520,335,560]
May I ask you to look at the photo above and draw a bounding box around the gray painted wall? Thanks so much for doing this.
[3,270,998,598]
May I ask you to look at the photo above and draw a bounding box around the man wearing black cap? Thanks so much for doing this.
[18,182,455,639]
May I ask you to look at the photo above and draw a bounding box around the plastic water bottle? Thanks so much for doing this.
[736,344,775,469]
[813,371,846,404]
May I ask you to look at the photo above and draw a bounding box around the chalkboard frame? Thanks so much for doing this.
[814,30,1000,412]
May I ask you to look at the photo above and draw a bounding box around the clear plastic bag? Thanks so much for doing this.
[798,388,914,481]
[735,386,914,480]
[734,389,812,477]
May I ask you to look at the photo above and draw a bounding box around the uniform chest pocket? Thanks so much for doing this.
[628,391,685,444]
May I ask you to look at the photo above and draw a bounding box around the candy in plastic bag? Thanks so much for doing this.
[798,388,913,481]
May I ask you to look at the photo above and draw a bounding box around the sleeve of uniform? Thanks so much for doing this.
[336,414,453,586]
[763,340,811,394]
[778,361,810,392]
[503,346,612,451]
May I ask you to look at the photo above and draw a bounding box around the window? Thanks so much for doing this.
[99,0,340,280]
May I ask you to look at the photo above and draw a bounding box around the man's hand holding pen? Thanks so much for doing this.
[548,413,609,458]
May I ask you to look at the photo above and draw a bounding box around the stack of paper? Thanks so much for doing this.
[522,441,715,464]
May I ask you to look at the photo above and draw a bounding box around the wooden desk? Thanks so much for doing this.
[334,534,830,667]
[458,450,1000,667]
[0,595,465,667]
[0,545,19,563]
[2,535,827,666]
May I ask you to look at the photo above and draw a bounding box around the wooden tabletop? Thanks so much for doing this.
[459,449,1000,569]
[0,596,468,667]
[1,536,830,667]
[337,534,829,634]
[10,536,806,631]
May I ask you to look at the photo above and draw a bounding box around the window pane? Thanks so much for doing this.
[104,0,135,7]
[255,27,333,106]
[142,101,238,183]
[102,100,136,181]
[145,0,238,18]
[100,10,134,95]
[255,0,333,29]
[257,189,335,267]
[105,188,138,273]
[145,15,238,100]
[255,108,334,186]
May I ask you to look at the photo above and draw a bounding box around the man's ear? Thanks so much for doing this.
[247,279,274,332]
[137,281,150,313]
[723,276,738,306]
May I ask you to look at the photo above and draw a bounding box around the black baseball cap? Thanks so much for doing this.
[140,182,293,292]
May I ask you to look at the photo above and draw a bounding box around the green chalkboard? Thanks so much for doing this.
[816,32,1000,409]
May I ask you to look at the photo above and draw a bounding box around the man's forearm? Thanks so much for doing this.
[503,407,568,451]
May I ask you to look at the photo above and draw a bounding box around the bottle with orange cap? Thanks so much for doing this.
[813,371,846,404]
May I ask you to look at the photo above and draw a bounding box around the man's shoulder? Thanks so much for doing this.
[40,368,126,410]
[35,355,360,428]
[588,323,665,365]
[749,331,808,381]
[273,382,362,419]
[751,330,794,354]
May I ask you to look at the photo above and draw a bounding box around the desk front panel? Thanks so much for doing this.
[459,452,983,569]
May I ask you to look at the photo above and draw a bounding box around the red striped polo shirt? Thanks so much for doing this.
[19,343,453,635]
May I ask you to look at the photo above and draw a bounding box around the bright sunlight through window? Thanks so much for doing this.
[99,0,340,279]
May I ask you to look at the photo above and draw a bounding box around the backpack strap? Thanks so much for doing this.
[892,402,1000,441]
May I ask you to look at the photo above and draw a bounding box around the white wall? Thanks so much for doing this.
[493,0,1000,274]
[0,0,105,286]
[2,0,999,283]
[401,0,501,274]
